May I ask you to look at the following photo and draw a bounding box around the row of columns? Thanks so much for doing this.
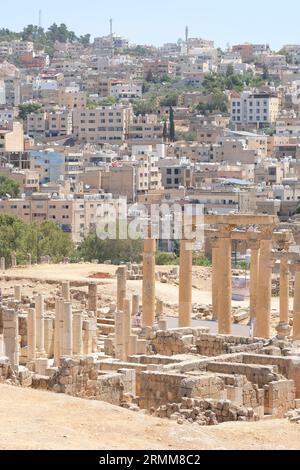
[136,226,300,341]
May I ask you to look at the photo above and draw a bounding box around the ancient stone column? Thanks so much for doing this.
[218,226,232,335]
[27,253,32,267]
[117,266,127,311]
[3,308,19,370]
[35,294,45,356]
[179,239,193,328]
[280,258,290,324]
[73,311,83,355]
[123,299,132,359]
[62,281,70,302]
[156,300,164,320]
[249,240,260,320]
[91,316,98,353]
[211,237,220,321]
[132,294,140,317]
[54,300,63,366]
[255,228,273,339]
[115,310,125,361]
[88,282,98,313]
[27,308,36,362]
[129,334,138,356]
[82,319,93,354]
[142,237,156,328]
[11,252,17,268]
[293,263,300,342]
[0,257,5,271]
[44,318,54,358]
[62,302,73,357]
[14,285,22,302]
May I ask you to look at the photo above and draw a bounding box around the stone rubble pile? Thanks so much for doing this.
[154,397,259,426]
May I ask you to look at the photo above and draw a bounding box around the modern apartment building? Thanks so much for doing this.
[0,122,24,152]
[231,91,280,128]
[73,104,133,144]
[127,115,163,145]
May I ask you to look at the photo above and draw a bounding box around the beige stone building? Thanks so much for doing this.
[127,115,163,145]
[73,104,133,144]
[48,111,73,137]
[0,122,24,152]
[0,193,120,243]
[58,88,87,110]
[231,91,280,128]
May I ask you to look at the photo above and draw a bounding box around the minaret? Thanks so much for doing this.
[185,25,189,55]
[110,18,113,36]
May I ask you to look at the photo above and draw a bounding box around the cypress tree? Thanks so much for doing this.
[169,107,175,142]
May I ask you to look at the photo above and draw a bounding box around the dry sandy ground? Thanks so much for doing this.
[0,384,299,450]
[1,262,287,310]
[0,263,288,332]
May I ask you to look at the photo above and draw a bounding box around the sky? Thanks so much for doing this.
[1,0,300,50]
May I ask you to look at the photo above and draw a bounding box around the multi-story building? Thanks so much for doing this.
[230,91,280,128]
[73,104,133,144]
[58,87,87,110]
[30,150,65,184]
[11,40,34,56]
[0,122,24,152]
[127,115,163,145]
[27,112,48,138]
[48,111,73,137]
[143,60,177,79]
[110,81,142,100]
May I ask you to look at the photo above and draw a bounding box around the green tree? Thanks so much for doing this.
[0,175,20,198]
[163,120,168,142]
[294,203,300,215]
[0,215,75,266]
[169,107,176,142]
[78,230,143,264]
[145,70,155,83]
[18,103,42,121]
[24,220,75,264]
[160,93,178,107]
[156,252,178,265]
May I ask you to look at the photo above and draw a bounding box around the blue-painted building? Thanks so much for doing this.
[30,150,65,184]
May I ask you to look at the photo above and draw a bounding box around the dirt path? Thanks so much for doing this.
[0,385,299,450]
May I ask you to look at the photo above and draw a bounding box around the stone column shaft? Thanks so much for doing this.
[117,266,127,311]
[179,239,193,328]
[280,258,290,324]
[123,299,132,359]
[62,281,70,302]
[132,294,140,317]
[142,238,156,328]
[11,252,17,268]
[211,238,219,321]
[27,308,36,362]
[115,310,125,361]
[3,308,19,370]
[0,257,5,271]
[54,300,62,366]
[35,294,45,355]
[250,244,260,320]
[218,228,232,335]
[88,282,98,313]
[62,302,73,357]
[255,234,273,339]
[73,312,83,355]
[293,266,300,342]
[14,285,22,302]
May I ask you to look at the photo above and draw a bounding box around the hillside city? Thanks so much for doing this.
[2,21,300,453]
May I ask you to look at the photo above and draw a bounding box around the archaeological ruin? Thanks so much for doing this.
[1,213,300,428]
